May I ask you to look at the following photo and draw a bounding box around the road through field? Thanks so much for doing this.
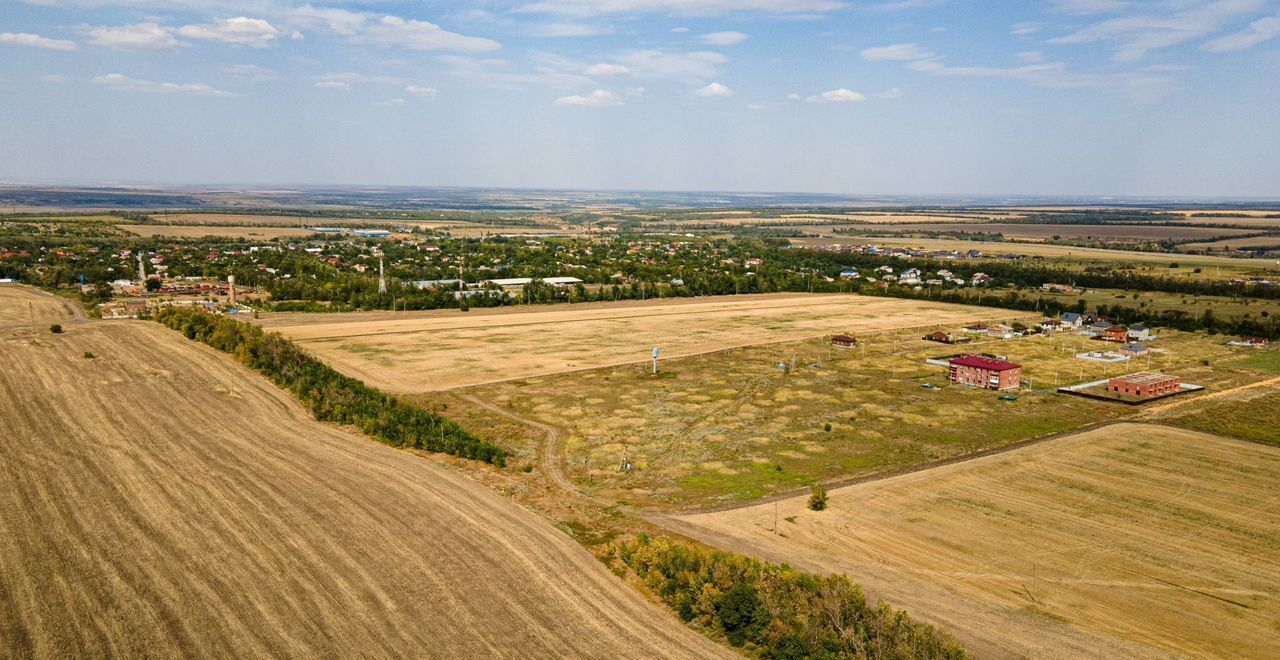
[663,423,1280,659]
[0,286,729,659]
[257,293,1030,391]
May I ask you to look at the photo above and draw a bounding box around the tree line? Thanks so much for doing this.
[153,306,506,466]
[619,535,965,659]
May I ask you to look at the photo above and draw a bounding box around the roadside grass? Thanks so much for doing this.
[1163,389,1280,446]
[1226,348,1280,375]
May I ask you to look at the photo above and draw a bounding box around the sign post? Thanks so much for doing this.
[652,346,659,375]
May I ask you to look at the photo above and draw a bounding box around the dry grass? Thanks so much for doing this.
[469,327,1250,509]
[256,293,1030,392]
[118,224,321,239]
[0,285,726,659]
[843,223,1253,241]
[668,423,1280,659]
[1179,235,1280,251]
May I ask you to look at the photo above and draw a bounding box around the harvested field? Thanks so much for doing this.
[256,293,1030,391]
[1178,235,1280,251]
[1175,216,1280,228]
[0,285,727,659]
[150,213,412,226]
[666,423,1280,659]
[118,224,320,239]
[831,223,1254,241]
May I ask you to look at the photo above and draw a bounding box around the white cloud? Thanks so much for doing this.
[291,5,499,52]
[584,62,630,75]
[699,30,748,45]
[1016,50,1044,63]
[225,63,278,80]
[0,32,77,51]
[612,49,728,83]
[44,74,69,83]
[694,81,733,97]
[787,92,801,100]
[1010,22,1042,36]
[85,22,179,52]
[1050,0,1129,15]
[1050,0,1266,62]
[315,81,350,90]
[376,97,406,106]
[515,0,844,17]
[554,88,624,106]
[806,88,865,102]
[875,87,904,99]
[747,102,766,110]
[1203,14,1280,51]
[671,27,690,33]
[92,73,232,96]
[860,42,933,61]
[177,17,280,48]
[405,84,438,96]
[528,22,615,37]
[439,55,594,89]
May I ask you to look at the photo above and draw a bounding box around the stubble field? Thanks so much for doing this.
[257,293,1031,391]
[118,224,321,239]
[666,423,1280,660]
[0,285,725,659]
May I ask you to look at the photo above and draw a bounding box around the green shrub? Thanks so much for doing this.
[49,324,62,334]
[808,485,828,511]
[620,536,964,659]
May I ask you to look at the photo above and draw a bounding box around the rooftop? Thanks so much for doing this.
[950,355,1021,372]
[1110,371,1178,385]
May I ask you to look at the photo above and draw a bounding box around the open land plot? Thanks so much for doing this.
[825,223,1256,241]
[665,423,1280,659]
[118,224,320,240]
[467,326,1255,509]
[256,293,1033,391]
[1175,216,1280,228]
[1016,287,1280,323]
[0,285,726,659]
[148,213,470,229]
[1178,235,1280,251]
[791,235,1279,278]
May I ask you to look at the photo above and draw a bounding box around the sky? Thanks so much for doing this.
[2,0,1279,197]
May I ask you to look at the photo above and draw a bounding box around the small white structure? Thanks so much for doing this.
[1076,351,1130,363]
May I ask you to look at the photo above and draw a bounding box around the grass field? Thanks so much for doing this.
[118,224,321,239]
[1179,235,1280,251]
[0,285,726,659]
[1030,287,1280,323]
[257,293,1032,392]
[666,423,1280,659]
[464,324,1256,508]
[792,234,1279,279]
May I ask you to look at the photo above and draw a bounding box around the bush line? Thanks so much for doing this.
[619,535,965,659]
[153,306,506,466]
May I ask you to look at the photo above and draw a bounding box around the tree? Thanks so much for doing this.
[715,583,767,646]
[808,485,828,511]
[145,278,161,292]
[49,324,62,334]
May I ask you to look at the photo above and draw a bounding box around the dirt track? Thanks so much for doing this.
[0,285,729,659]
[257,293,1028,391]
[664,423,1280,659]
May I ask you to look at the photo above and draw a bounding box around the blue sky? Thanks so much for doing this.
[2,0,1279,197]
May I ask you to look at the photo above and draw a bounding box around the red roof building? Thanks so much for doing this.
[1107,372,1181,399]
[948,355,1022,390]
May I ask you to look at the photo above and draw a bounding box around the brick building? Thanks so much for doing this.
[1107,372,1181,399]
[948,355,1022,390]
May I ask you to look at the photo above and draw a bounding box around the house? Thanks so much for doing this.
[1040,319,1063,332]
[831,335,858,349]
[924,330,970,344]
[1228,336,1270,348]
[971,272,992,285]
[937,269,954,278]
[875,265,894,274]
[1102,325,1130,342]
[1127,324,1153,341]
[1119,343,1150,356]
[1060,312,1084,328]
[1040,283,1074,293]
[987,323,1017,339]
[901,268,921,279]
[839,269,859,280]
[948,355,1022,390]
[1107,372,1181,399]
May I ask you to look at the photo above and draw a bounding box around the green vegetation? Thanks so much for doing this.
[153,306,506,466]
[807,485,828,511]
[1228,349,1280,375]
[82,351,95,359]
[619,535,964,659]
[49,324,62,334]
